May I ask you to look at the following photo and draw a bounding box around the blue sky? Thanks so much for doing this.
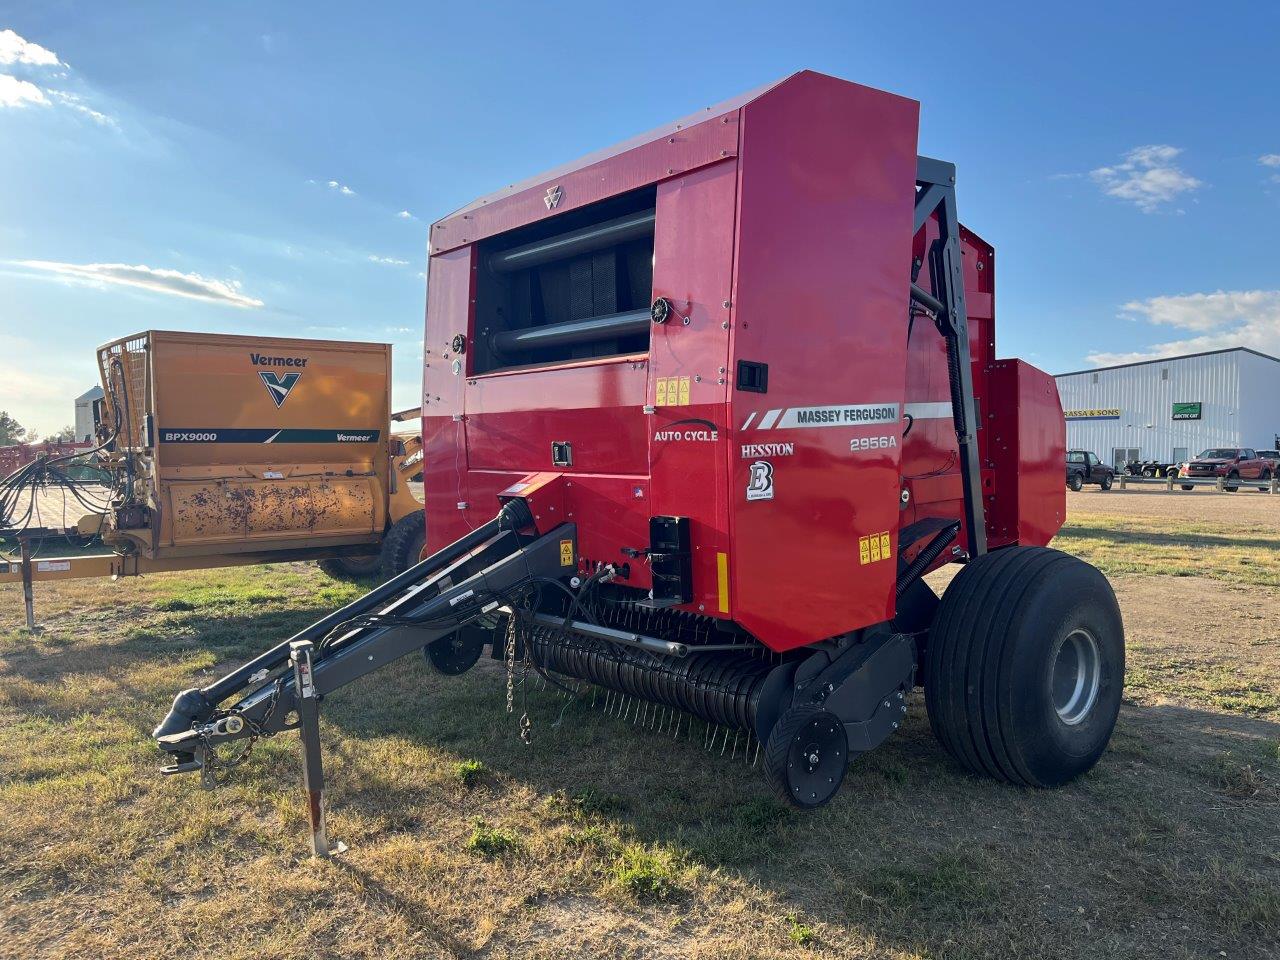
[2,1,1278,437]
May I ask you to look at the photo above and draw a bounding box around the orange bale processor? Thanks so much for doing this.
[1,331,427,597]
[97,330,392,558]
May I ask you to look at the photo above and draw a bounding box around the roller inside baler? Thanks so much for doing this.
[154,71,1123,837]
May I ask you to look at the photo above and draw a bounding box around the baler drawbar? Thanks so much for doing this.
[153,71,1124,852]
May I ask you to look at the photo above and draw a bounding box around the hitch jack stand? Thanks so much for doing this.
[290,640,344,858]
[20,536,36,631]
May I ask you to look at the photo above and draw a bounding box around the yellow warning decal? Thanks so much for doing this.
[654,375,693,406]
[716,551,729,613]
[559,539,574,567]
[858,530,894,566]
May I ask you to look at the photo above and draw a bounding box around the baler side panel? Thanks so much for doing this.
[727,72,921,651]
[985,360,1065,547]
[648,159,738,615]
[422,247,475,551]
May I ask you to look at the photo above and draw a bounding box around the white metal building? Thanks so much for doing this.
[74,385,103,443]
[1054,348,1280,468]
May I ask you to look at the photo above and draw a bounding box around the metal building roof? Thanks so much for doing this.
[1056,346,1280,379]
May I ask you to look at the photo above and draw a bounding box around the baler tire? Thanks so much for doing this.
[380,510,427,580]
[925,546,1124,788]
[763,704,849,809]
[1068,473,1084,492]
[317,555,382,581]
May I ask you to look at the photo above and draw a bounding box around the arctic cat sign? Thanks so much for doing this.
[1171,402,1202,421]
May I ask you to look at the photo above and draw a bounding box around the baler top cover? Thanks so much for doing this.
[423,70,1064,652]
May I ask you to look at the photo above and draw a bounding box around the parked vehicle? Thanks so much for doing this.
[1123,459,1178,479]
[1067,450,1114,491]
[1178,448,1272,491]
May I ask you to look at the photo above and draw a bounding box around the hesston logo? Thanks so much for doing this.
[741,442,794,458]
[654,418,719,443]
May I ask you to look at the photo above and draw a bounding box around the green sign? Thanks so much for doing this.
[1172,402,1202,421]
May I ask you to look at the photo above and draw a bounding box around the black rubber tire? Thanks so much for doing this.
[1099,474,1113,491]
[1141,467,1155,478]
[1225,471,1240,492]
[1259,470,1272,493]
[380,510,427,580]
[1068,472,1084,492]
[1181,484,1194,491]
[924,546,1124,788]
[318,555,381,581]
[763,704,849,809]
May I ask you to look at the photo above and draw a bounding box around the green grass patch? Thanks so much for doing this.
[610,844,680,902]
[1054,515,1280,587]
[465,820,522,858]
[452,758,486,787]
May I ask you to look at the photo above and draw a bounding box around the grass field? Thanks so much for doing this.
[1,489,1278,959]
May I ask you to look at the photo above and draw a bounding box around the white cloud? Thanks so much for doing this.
[1261,154,1280,185]
[0,29,60,67]
[0,73,48,107]
[368,254,409,266]
[1087,290,1280,365]
[1089,145,1202,213]
[46,89,115,127]
[326,179,355,196]
[396,210,415,219]
[12,260,264,308]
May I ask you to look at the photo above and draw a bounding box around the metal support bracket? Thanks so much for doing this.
[290,639,344,858]
[912,156,988,557]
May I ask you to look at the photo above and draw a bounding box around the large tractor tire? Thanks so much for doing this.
[318,554,382,581]
[380,510,427,580]
[925,546,1124,788]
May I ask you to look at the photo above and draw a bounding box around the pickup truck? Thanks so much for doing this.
[1178,448,1273,491]
[1066,450,1115,491]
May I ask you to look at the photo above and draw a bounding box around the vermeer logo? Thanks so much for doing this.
[250,352,308,367]
[259,371,301,408]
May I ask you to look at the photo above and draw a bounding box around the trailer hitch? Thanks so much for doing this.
[151,496,574,855]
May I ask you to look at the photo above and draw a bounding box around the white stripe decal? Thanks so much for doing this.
[903,402,953,420]
[264,430,282,443]
[757,409,783,430]
[740,411,758,431]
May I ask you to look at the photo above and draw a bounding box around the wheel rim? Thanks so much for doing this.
[785,715,846,805]
[1051,628,1101,725]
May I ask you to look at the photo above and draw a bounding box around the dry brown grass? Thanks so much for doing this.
[1,494,1278,959]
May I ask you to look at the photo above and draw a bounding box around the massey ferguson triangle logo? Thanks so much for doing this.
[544,185,562,209]
[259,371,301,408]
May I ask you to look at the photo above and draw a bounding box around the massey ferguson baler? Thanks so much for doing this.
[155,71,1123,845]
